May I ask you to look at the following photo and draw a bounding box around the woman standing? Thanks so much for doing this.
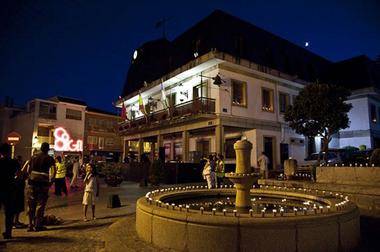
[55,156,67,196]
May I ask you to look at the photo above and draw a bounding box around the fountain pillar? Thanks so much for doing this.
[226,139,258,211]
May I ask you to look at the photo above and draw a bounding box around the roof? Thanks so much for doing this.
[122,10,331,97]
[322,55,380,90]
[49,96,87,106]
[86,106,118,116]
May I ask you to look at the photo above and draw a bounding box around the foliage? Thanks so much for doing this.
[149,159,165,186]
[343,146,358,151]
[370,149,380,166]
[284,83,352,159]
[100,162,125,187]
[359,145,367,151]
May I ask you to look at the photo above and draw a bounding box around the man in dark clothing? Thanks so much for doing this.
[0,143,19,239]
[26,142,56,232]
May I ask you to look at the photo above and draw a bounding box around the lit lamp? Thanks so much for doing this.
[32,136,39,146]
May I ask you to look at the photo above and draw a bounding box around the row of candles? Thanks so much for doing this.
[320,163,375,167]
[144,185,351,217]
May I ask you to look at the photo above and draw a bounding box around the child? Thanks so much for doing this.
[82,164,99,221]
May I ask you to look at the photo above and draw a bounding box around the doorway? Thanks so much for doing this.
[280,143,289,167]
[263,136,275,170]
[196,139,210,158]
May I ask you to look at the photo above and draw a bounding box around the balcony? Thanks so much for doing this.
[119,97,215,134]
[39,112,57,120]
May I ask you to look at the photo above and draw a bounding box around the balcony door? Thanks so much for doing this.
[193,82,208,99]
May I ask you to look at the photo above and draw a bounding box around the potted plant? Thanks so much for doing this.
[101,162,124,187]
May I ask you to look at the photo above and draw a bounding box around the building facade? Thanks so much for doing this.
[2,97,86,160]
[117,10,380,168]
[118,51,307,169]
[1,96,122,162]
[84,107,122,162]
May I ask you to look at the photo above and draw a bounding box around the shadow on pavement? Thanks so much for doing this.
[360,216,380,251]
[95,212,135,220]
[47,221,111,231]
[0,236,72,245]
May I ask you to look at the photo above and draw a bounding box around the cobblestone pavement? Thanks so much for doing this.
[0,181,150,252]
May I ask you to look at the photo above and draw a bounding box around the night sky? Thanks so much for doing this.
[1,0,379,113]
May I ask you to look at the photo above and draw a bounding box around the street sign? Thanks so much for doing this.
[6,131,21,145]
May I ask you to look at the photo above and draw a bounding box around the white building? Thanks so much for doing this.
[3,96,86,160]
[117,11,333,169]
[317,55,380,151]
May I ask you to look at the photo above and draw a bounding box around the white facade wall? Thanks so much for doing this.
[55,102,86,140]
[122,60,307,166]
[344,97,370,132]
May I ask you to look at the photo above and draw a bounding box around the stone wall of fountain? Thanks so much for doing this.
[135,140,360,252]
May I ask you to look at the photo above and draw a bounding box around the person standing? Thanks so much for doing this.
[258,152,270,179]
[0,143,19,239]
[202,157,212,189]
[209,155,217,188]
[70,157,80,189]
[13,156,28,228]
[140,154,150,187]
[83,164,99,221]
[216,154,225,188]
[26,142,56,232]
[55,156,67,196]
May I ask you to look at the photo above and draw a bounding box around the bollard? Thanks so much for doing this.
[108,194,121,208]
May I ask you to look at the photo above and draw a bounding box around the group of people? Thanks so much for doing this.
[202,154,225,189]
[201,151,270,189]
[0,142,99,239]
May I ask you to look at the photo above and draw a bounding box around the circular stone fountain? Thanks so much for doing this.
[136,140,360,252]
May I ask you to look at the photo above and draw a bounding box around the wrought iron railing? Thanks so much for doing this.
[119,97,215,132]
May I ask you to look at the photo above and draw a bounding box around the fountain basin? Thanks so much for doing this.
[136,186,360,252]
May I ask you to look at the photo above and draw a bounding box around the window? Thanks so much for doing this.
[66,108,82,120]
[231,80,247,106]
[98,137,104,149]
[279,92,290,113]
[39,102,56,119]
[196,139,210,157]
[166,93,177,107]
[174,142,182,161]
[262,88,274,112]
[370,104,377,123]
[193,82,208,99]
[105,138,115,146]
[164,143,171,160]
[87,136,98,145]
[37,126,50,137]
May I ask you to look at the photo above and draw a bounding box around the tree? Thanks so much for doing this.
[284,83,352,161]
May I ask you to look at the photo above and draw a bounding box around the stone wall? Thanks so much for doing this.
[260,179,380,217]
[136,189,360,252]
[317,166,380,186]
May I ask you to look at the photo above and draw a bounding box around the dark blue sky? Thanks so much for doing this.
[1,0,379,112]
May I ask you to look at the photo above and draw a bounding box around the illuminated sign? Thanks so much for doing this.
[54,127,83,152]
[8,137,20,141]
[6,131,21,145]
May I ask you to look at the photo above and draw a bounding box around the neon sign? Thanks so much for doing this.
[54,127,83,152]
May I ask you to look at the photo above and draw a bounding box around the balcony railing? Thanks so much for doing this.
[119,97,215,133]
[39,112,57,120]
